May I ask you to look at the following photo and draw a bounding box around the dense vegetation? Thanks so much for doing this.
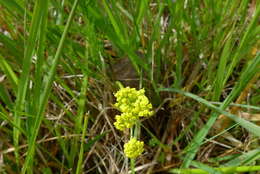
[0,0,259,173]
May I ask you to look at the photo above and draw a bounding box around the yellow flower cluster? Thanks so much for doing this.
[115,87,153,117]
[114,113,138,131]
[114,87,153,131]
[113,86,153,158]
[124,138,144,159]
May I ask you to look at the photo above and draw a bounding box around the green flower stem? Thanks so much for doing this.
[116,81,124,89]
[130,158,135,174]
[131,127,135,138]
[130,127,136,174]
[134,120,141,138]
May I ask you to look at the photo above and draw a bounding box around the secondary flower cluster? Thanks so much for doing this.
[113,86,153,159]
[124,138,144,159]
[114,87,153,131]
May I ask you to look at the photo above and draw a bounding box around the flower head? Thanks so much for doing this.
[124,138,144,158]
[114,87,153,118]
[114,113,138,131]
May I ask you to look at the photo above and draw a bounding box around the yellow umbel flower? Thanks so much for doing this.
[124,138,144,158]
[114,87,153,118]
[114,113,138,131]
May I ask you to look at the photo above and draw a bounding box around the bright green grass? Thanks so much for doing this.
[0,0,259,173]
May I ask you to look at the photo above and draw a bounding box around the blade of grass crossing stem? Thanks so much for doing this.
[13,0,48,166]
[190,161,222,174]
[21,0,80,173]
[160,52,260,168]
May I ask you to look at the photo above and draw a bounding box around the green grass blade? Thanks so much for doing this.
[210,102,260,111]
[169,165,260,174]
[0,54,18,89]
[225,149,260,166]
[136,0,149,25]
[190,161,222,174]
[212,37,232,100]
[101,0,126,45]
[75,115,89,174]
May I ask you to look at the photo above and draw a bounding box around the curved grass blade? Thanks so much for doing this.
[0,54,18,89]
[101,0,126,45]
[190,161,222,174]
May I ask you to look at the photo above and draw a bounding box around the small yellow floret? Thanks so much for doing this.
[124,138,144,158]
